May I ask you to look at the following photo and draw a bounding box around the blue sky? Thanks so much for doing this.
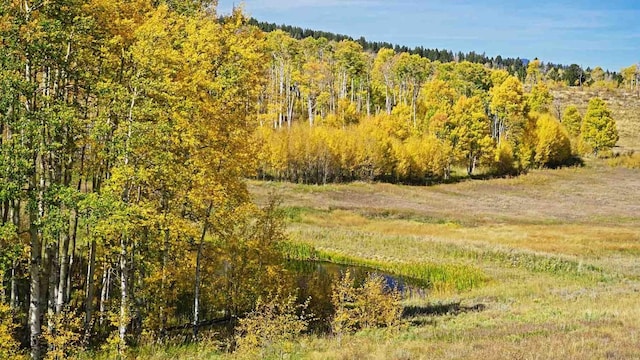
[217,0,640,71]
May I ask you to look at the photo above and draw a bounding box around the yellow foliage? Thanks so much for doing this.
[204,200,290,316]
[420,79,457,131]
[534,114,572,167]
[490,69,510,87]
[337,98,360,126]
[331,271,402,337]
[590,80,618,90]
[43,310,83,360]
[494,141,516,175]
[527,82,553,113]
[0,300,18,359]
[608,152,640,169]
[234,290,311,358]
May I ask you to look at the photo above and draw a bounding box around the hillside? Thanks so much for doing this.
[553,87,640,152]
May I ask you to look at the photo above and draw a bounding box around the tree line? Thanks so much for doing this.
[253,35,620,184]
[248,18,625,86]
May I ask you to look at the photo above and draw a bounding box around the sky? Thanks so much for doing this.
[216,0,640,71]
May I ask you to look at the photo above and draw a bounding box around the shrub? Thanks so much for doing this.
[493,141,516,175]
[331,271,402,337]
[43,310,83,360]
[234,290,312,358]
[0,301,18,359]
[534,114,572,167]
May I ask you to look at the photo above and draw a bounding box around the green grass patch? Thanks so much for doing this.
[290,226,606,280]
[279,241,489,292]
[279,206,319,223]
[443,245,605,279]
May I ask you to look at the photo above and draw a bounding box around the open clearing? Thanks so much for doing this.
[247,162,640,359]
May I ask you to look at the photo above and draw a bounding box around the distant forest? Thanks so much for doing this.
[248,18,622,85]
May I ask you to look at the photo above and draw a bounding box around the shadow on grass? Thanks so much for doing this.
[402,302,486,319]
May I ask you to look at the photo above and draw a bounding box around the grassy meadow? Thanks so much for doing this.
[239,160,640,359]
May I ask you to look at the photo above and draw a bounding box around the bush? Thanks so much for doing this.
[0,301,18,359]
[43,310,83,360]
[234,290,312,358]
[534,114,572,167]
[493,141,516,175]
[331,271,402,337]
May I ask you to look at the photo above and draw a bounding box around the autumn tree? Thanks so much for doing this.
[372,48,397,114]
[452,96,494,175]
[526,82,553,113]
[525,59,542,86]
[1,1,273,358]
[590,66,605,83]
[621,64,638,91]
[489,76,525,142]
[420,79,457,133]
[393,52,432,125]
[534,114,572,167]
[580,98,619,155]
[562,105,582,138]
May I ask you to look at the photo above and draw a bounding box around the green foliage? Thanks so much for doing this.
[280,242,488,292]
[580,97,619,154]
[563,64,586,86]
